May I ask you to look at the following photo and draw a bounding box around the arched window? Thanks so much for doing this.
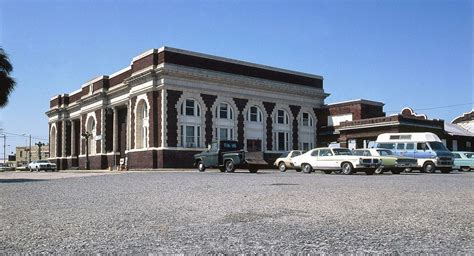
[86,116,97,154]
[50,126,56,158]
[301,112,314,127]
[216,102,233,120]
[247,106,263,123]
[180,99,201,117]
[179,98,202,148]
[136,100,149,149]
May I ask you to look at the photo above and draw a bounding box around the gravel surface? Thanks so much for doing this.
[1,170,472,254]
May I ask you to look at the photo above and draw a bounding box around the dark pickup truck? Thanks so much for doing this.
[194,140,268,173]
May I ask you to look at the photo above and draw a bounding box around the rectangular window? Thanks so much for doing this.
[302,113,309,126]
[185,100,194,116]
[396,143,405,150]
[250,107,258,122]
[417,143,427,150]
[219,128,228,140]
[219,103,228,119]
[302,142,312,151]
[406,143,414,150]
[278,132,285,151]
[277,110,284,124]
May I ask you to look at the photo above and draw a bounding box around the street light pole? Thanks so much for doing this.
[81,131,91,170]
[35,142,45,160]
[28,134,32,163]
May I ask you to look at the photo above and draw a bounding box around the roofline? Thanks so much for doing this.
[326,99,385,107]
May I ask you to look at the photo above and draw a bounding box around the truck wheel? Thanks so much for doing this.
[365,170,375,175]
[225,160,236,173]
[249,168,258,173]
[461,166,470,172]
[219,167,226,172]
[341,162,353,175]
[302,163,312,174]
[422,162,435,173]
[197,161,206,172]
[278,162,287,172]
[323,170,332,174]
[440,168,452,174]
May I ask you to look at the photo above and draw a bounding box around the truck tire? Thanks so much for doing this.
[302,163,312,174]
[375,167,384,174]
[197,161,206,172]
[422,162,435,173]
[278,162,287,172]
[249,168,258,173]
[341,162,353,175]
[225,160,236,173]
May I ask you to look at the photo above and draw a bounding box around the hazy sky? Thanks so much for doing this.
[0,0,472,156]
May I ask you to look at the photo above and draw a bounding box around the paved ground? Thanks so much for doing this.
[0,170,472,254]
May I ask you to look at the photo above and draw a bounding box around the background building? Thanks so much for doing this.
[16,145,50,167]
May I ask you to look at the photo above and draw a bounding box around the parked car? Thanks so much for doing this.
[375,132,453,173]
[0,163,15,172]
[452,151,474,172]
[292,147,381,175]
[353,148,418,174]
[27,160,57,172]
[273,150,303,172]
[194,140,268,173]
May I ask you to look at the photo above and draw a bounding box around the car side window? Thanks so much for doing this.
[406,143,414,150]
[397,143,405,150]
[319,149,333,157]
[291,151,301,157]
[453,153,461,158]
[417,143,427,151]
[310,150,319,156]
[363,150,371,156]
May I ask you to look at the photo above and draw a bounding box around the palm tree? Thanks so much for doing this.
[0,48,16,107]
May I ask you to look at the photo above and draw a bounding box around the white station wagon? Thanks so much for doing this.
[292,147,381,175]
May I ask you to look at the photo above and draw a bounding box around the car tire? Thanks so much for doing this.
[461,167,470,172]
[35,167,39,172]
[225,160,236,173]
[422,162,436,173]
[322,170,332,174]
[341,162,353,175]
[365,170,375,175]
[302,163,312,174]
[278,162,287,172]
[197,161,206,172]
[375,167,384,174]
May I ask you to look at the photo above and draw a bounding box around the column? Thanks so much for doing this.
[62,120,67,157]
[113,107,118,153]
[71,120,75,156]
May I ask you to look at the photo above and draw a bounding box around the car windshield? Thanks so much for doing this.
[376,149,396,156]
[333,148,353,156]
[279,152,289,158]
[428,142,448,151]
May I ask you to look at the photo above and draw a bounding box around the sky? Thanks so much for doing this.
[0,0,472,157]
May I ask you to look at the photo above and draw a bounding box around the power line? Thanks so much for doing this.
[0,131,48,141]
[385,102,474,113]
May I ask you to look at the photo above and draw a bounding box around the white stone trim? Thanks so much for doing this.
[175,91,206,148]
[133,94,151,150]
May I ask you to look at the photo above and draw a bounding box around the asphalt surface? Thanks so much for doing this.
[1,170,472,254]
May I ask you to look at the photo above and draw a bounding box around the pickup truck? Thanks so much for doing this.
[194,140,267,173]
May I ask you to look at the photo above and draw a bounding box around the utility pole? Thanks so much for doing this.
[81,131,91,170]
[36,141,45,160]
[2,134,5,164]
[28,134,32,164]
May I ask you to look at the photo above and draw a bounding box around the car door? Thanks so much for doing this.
[317,149,334,169]
[206,142,219,167]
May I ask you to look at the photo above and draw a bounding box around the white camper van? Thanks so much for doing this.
[375,132,453,173]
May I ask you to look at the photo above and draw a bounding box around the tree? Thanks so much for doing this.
[0,48,16,107]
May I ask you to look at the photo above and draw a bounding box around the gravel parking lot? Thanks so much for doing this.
[1,170,472,254]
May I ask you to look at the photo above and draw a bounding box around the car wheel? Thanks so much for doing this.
[249,168,258,173]
[302,164,312,174]
[197,161,206,172]
[365,170,375,175]
[341,162,353,175]
[375,167,384,174]
[422,162,436,173]
[278,162,287,172]
[35,167,39,172]
[225,160,235,173]
[322,170,332,174]
[461,167,470,172]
